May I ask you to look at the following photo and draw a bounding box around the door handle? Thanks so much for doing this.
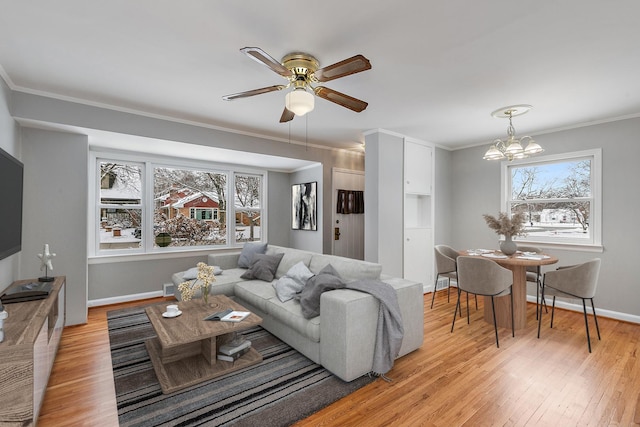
[334,227,341,240]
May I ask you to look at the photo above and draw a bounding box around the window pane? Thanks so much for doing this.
[154,167,227,247]
[99,162,142,204]
[511,159,591,201]
[510,201,591,240]
[99,208,142,250]
[507,154,596,245]
[235,174,262,243]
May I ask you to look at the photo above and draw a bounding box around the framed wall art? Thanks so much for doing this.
[291,181,317,231]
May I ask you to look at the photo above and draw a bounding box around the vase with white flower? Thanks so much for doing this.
[482,211,527,255]
[178,262,216,305]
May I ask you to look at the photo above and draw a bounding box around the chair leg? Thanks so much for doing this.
[510,287,515,338]
[447,278,451,303]
[430,275,439,309]
[536,279,540,320]
[537,284,545,339]
[550,296,556,328]
[451,291,462,333]
[591,298,601,341]
[582,299,592,353]
[491,296,499,348]
[466,292,470,324]
[474,294,478,310]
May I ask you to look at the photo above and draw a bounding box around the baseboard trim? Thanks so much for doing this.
[426,287,639,324]
[88,291,165,307]
[527,295,640,324]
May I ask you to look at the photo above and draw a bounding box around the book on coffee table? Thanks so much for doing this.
[203,308,233,321]
[221,311,250,322]
[217,346,250,362]
[218,340,251,356]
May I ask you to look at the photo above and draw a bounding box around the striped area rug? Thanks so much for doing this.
[108,305,375,426]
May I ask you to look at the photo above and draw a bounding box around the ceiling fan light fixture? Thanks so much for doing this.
[286,88,314,116]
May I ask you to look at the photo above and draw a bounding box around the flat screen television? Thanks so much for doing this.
[0,146,23,261]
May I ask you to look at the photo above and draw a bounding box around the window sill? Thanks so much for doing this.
[88,246,242,264]
[510,239,604,253]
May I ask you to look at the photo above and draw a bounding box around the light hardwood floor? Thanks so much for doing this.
[39,294,640,426]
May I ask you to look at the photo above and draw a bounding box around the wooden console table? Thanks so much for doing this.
[0,277,66,427]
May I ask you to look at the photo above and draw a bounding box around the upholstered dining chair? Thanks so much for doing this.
[431,245,459,309]
[537,258,602,352]
[451,256,514,348]
[517,245,546,319]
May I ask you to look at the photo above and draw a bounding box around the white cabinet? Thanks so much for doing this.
[364,131,434,292]
[404,140,432,195]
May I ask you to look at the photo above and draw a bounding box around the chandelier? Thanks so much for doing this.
[483,104,544,161]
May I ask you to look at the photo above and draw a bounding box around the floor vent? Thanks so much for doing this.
[436,278,450,290]
[163,283,175,297]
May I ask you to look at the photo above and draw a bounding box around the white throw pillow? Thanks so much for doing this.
[182,265,222,280]
[273,261,314,302]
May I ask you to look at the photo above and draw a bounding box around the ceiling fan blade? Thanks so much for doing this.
[222,85,286,101]
[240,47,292,78]
[313,54,372,82]
[314,86,368,112]
[279,107,295,123]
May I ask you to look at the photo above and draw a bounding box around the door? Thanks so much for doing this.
[331,168,365,259]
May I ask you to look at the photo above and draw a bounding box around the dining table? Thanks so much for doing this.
[459,249,558,330]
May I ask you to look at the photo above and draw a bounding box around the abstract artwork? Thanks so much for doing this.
[292,182,317,230]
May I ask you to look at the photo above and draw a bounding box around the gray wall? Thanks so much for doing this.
[290,165,323,253]
[20,128,88,325]
[0,78,21,291]
[8,91,363,319]
[450,118,640,318]
[266,171,290,247]
[434,147,453,246]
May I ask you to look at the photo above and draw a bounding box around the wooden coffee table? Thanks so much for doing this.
[145,294,262,394]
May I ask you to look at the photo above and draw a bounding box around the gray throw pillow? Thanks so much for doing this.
[297,263,345,319]
[240,253,284,282]
[238,242,268,268]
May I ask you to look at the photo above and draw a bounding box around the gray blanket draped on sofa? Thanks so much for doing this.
[345,279,404,376]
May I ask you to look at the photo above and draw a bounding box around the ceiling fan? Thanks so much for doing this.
[222,47,372,123]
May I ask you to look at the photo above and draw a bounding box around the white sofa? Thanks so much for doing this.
[171,245,424,382]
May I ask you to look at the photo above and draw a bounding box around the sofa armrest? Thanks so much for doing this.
[380,277,424,357]
[207,251,242,270]
[319,277,424,382]
[319,289,379,381]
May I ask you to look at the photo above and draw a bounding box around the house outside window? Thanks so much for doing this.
[98,161,143,250]
[234,173,262,243]
[501,149,602,249]
[92,154,266,255]
[190,208,218,221]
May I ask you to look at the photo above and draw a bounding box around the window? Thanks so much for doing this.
[234,173,262,243]
[92,154,266,256]
[502,149,602,248]
[98,161,143,251]
[153,167,227,248]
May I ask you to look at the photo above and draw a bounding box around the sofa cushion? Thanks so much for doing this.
[234,280,278,314]
[273,261,314,302]
[241,253,284,282]
[238,241,268,268]
[309,254,382,282]
[267,298,321,342]
[266,245,314,279]
[297,264,346,319]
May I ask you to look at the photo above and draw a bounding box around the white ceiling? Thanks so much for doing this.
[1,1,640,154]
